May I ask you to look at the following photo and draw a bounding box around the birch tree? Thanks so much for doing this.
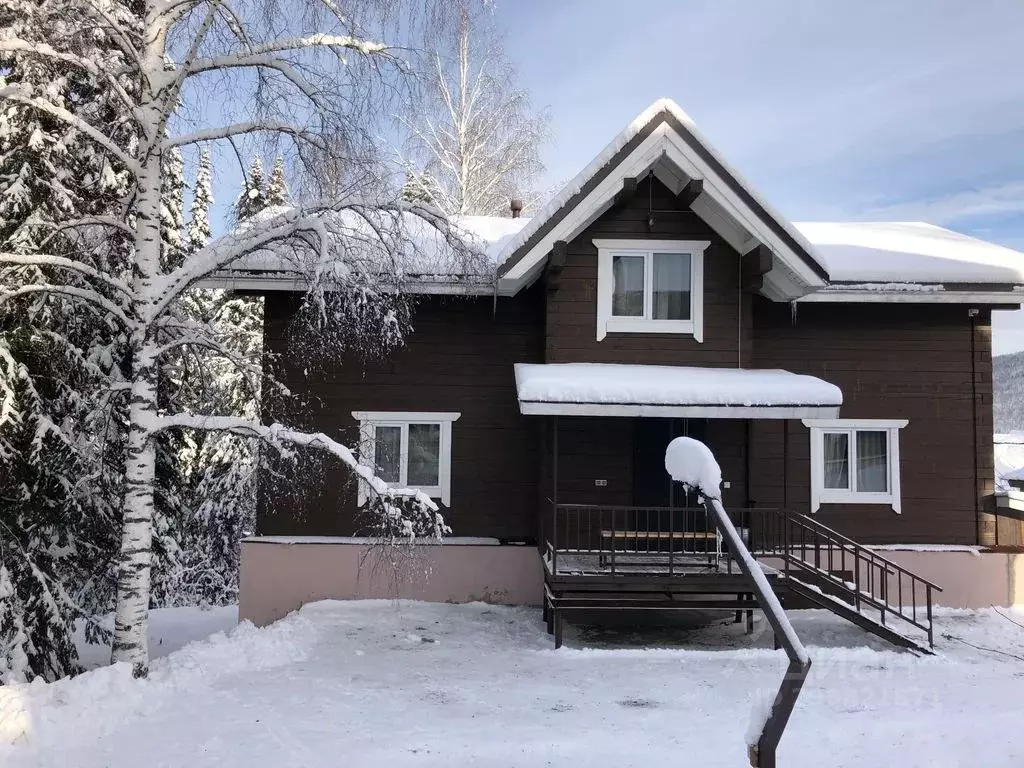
[399,0,549,216]
[0,0,469,677]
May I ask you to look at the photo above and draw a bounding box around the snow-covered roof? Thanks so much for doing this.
[514,363,842,419]
[795,222,1024,285]
[201,207,528,293]
[994,432,1024,492]
[206,100,1024,303]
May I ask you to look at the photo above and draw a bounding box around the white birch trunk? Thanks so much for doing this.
[111,349,158,674]
[111,8,166,672]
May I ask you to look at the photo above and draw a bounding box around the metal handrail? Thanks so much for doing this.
[548,502,741,575]
[770,509,944,591]
[757,508,939,646]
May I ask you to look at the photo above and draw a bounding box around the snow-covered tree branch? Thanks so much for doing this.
[0,254,134,298]
[0,86,140,173]
[166,121,315,150]
[0,284,133,328]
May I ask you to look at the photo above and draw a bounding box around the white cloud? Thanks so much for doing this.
[854,182,1024,225]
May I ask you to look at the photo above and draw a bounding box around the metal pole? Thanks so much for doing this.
[706,497,811,768]
[782,420,790,511]
[552,415,559,506]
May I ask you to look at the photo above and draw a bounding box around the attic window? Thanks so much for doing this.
[594,239,708,341]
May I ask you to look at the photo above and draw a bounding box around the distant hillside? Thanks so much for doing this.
[994,351,1024,432]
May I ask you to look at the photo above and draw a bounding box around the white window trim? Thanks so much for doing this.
[802,418,908,514]
[594,238,708,342]
[352,411,460,506]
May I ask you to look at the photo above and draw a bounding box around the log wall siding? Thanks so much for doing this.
[749,300,994,545]
[545,176,752,367]
[258,287,545,540]
[255,171,997,547]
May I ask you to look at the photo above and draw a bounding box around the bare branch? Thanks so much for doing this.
[184,55,322,104]
[166,120,316,149]
[140,414,438,513]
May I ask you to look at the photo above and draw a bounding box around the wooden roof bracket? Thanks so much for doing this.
[546,240,568,292]
[676,177,704,209]
[742,243,774,293]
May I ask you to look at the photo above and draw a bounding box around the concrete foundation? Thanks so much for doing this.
[239,537,544,626]
[238,537,1024,626]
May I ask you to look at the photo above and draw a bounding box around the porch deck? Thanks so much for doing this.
[541,502,941,653]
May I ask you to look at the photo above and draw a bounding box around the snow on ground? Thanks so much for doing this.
[3,601,1024,767]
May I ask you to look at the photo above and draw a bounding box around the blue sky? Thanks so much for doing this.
[206,1,1024,352]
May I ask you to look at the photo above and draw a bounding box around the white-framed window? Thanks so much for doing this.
[352,411,460,506]
[802,419,908,513]
[594,238,708,342]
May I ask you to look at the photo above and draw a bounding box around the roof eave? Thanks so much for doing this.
[798,285,1024,305]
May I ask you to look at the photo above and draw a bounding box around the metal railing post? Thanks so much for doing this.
[927,585,934,648]
[551,501,558,575]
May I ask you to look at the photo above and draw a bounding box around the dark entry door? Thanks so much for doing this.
[632,418,707,508]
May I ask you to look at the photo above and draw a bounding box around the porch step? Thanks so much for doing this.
[783,575,933,655]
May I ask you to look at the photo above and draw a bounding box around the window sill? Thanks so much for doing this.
[357,484,444,504]
[600,317,701,341]
[818,491,899,510]
[392,483,442,500]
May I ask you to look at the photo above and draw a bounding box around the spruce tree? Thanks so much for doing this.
[0,0,137,681]
[266,155,291,208]
[400,171,437,206]
[187,149,213,251]
[234,156,267,220]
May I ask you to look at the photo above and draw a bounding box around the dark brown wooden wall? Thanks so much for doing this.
[255,172,996,547]
[749,300,994,545]
[546,176,752,367]
[258,287,545,540]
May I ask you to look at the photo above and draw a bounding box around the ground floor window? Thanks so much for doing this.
[352,411,460,506]
[802,418,907,513]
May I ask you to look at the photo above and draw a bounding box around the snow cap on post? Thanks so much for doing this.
[664,437,722,501]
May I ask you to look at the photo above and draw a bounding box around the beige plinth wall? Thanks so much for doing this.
[871,548,1024,609]
[239,537,544,627]
[760,547,1024,610]
[239,538,1024,627]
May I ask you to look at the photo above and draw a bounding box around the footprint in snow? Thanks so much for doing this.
[617,698,659,709]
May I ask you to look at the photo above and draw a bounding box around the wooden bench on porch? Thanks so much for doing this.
[598,528,722,567]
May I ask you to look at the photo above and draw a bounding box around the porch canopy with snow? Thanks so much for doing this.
[514,362,842,419]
